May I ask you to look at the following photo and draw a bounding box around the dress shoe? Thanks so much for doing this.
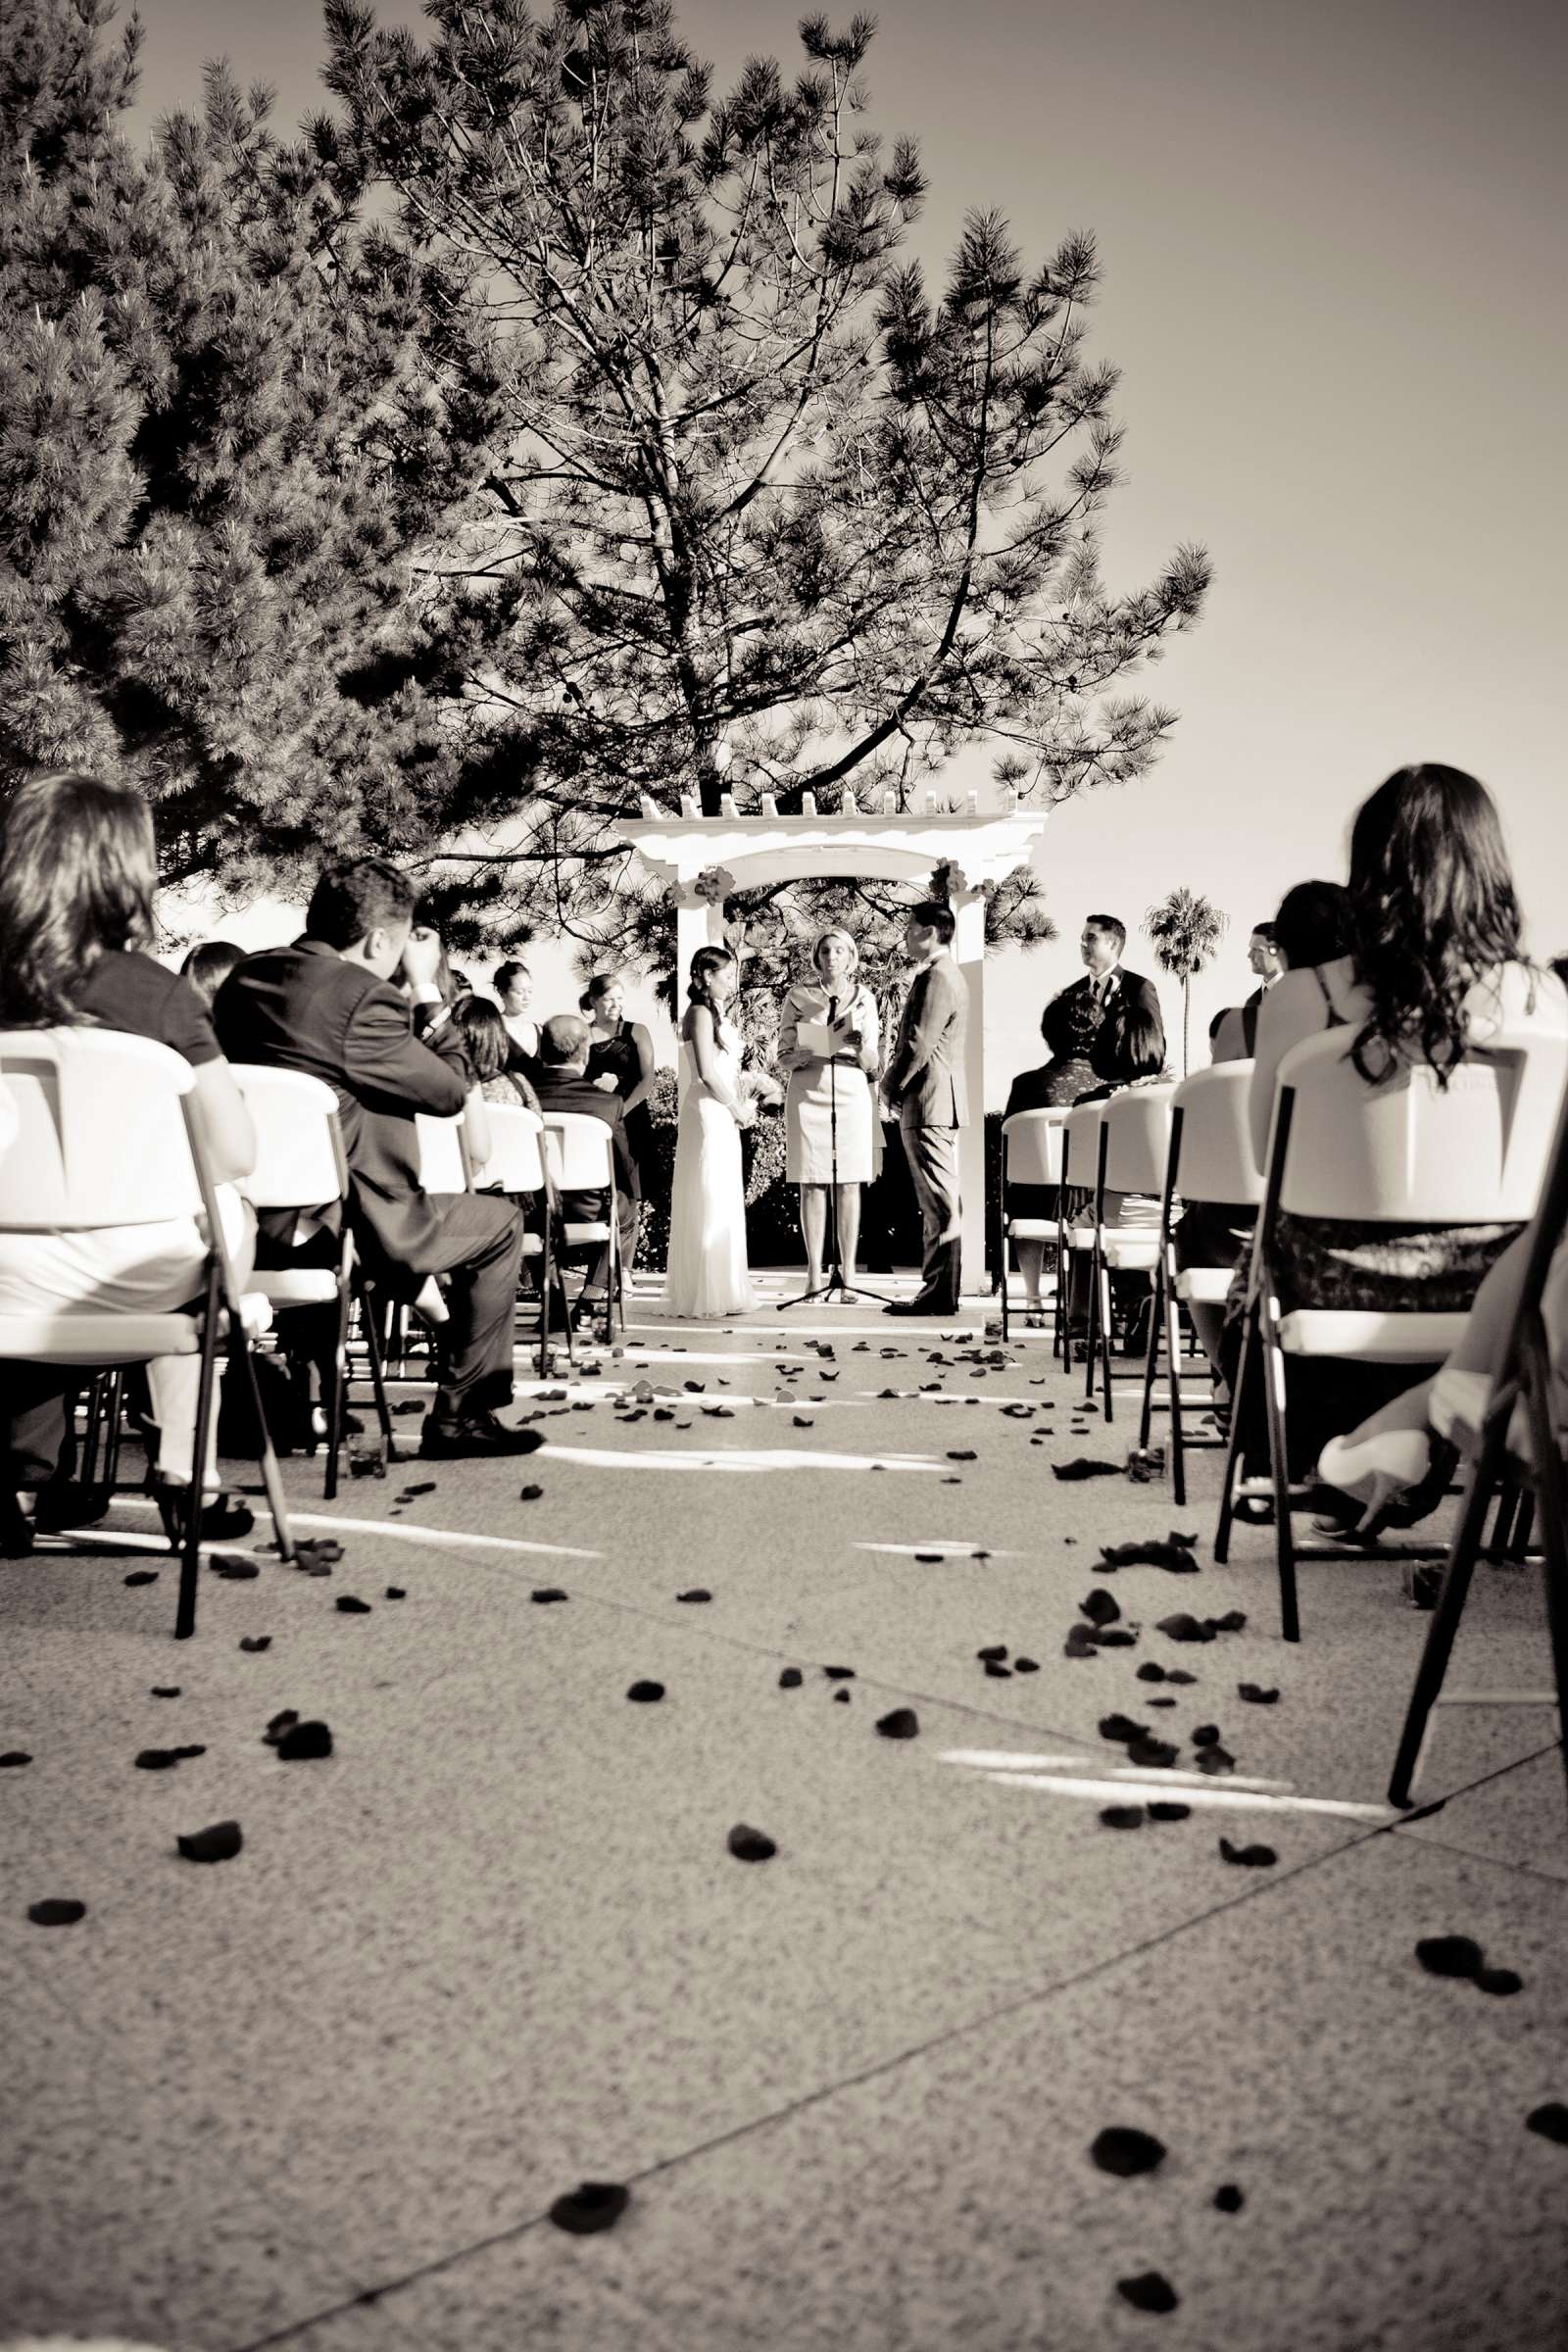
[33,1479,114,1535]
[884,1295,955,1317]
[420,1411,546,1459]
[1,1491,34,1558]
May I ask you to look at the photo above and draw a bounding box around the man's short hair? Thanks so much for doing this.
[494,958,530,995]
[539,1012,589,1066]
[1084,913,1126,954]
[909,900,956,947]
[1250,921,1277,944]
[307,858,416,949]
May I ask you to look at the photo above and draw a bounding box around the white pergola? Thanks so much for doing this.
[612,786,1052,1286]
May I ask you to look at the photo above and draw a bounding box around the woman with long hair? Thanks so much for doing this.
[582,970,658,1265]
[779,928,881,1301]
[0,772,259,1550]
[1237,763,1568,1492]
[663,946,756,1317]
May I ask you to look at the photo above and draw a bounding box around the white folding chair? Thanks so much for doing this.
[0,1029,295,1638]
[1086,1083,1176,1423]
[1218,1024,1568,1641]
[540,1112,623,1353]
[416,1111,472,1196]
[1056,1101,1105,1379]
[1388,1080,1568,1823]
[1138,1062,1262,1503]
[231,1065,396,1498]
[467,1104,554,1378]
[996,1108,1067,1343]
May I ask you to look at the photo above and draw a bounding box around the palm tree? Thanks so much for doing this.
[1143,890,1231,1076]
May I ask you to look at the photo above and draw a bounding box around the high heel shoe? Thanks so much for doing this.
[1316,1428,1456,1540]
[150,1475,256,1548]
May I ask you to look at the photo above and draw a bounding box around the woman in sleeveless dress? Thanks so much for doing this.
[583,971,657,1267]
[779,928,881,1301]
[664,946,756,1318]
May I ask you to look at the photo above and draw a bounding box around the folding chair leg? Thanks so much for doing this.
[1508,1492,1536,1564]
[80,1375,105,1488]
[1098,1260,1115,1422]
[1214,1304,1259,1565]
[357,1278,397,1460]
[101,1369,125,1493]
[1163,1277,1189,1510]
[999,1209,1010,1346]
[1259,1293,1299,1642]
[1388,1457,1497,1805]
[174,1263,223,1641]
[1138,1259,1162,1452]
[1082,1246,1100,1404]
[321,1260,354,1501]
[229,1325,295,1568]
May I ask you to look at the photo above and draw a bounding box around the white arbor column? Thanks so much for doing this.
[954,887,988,1294]
[673,879,725,1011]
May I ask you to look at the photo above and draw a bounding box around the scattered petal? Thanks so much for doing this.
[275,1720,333,1760]
[1208,1609,1248,1633]
[1196,1745,1237,1775]
[1013,1656,1040,1673]
[518,1483,545,1501]
[1100,1805,1145,1830]
[176,1820,243,1864]
[1052,1458,1122,1481]
[727,1823,776,1862]
[1475,1966,1524,1997]
[1079,1588,1122,1626]
[335,1595,372,1615]
[1238,1684,1280,1704]
[150,1687,181,1698]
[385,1586,406,1600]
[134,1748,182,1771]
[983,1659,1012,1679]
[626,1681,665,1703]
[0,1751,32,1767]
[875,1708,920,1740]
[1091,2126,1167,2177]
[238,1636,271,1653]
[1213,2182,1246,2212]
[1415,1936,1485,1980]
[1101,1541,1200,1573]
[531,1588,569,1603]
[1117,2271,1179,2315]
[1127,1736,1179,1770]
[676,1589,711,1603]
[1099,1714,1147,1743]
[549,2180,630,2235]
[123,1570,158,1587]
[264,1709,300,1744]
[947,1448,978,1461]
[1147,1802,1192,1822]
[1526,2102,1568,2144]
[977,1644,1009,1663]
[778,1667,803,1689]
[1219,1838,1277,1867]
[27,1897,86,1926]
[822,1665,856,1681]
[1155,1614,1215,1644]
[1063,1624,1102,1660]
[832,1689,852,1702]
[1089,1627,1138,1648]
[209,1554,259,1581]
[1192,1724,1222,1747]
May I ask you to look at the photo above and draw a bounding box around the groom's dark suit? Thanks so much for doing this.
[883,952,969,1311]
[1058,963,1165,1073]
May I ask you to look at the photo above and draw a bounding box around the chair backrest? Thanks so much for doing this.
[1274,1027,1568,1223]
[1060,1101,1104,1194]
[541,1110,614,1192]
[231,1065,347,1210]
[0,1028,200,1228]
[1169,1062,1263,1206]
[1102,1083,1176,1197]
[469,1103,544,1195]
[416,1111,471,1194]
[1002,1107,1066,1187]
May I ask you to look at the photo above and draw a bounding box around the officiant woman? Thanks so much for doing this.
[779,928,882,1301]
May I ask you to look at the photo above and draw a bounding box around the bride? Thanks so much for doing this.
[664,945,757,1318]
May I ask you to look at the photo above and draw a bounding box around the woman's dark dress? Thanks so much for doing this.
[585,1019,653,1193]
[1003,984,1102,1219]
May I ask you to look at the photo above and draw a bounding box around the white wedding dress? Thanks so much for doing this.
[663,1030,755,1317]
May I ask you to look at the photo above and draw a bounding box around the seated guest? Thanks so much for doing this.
[179,939,245,1010]
[532,1014,639,1323]
[453,997,542,1116]
[1231,765,1568,1476]
[1210,920,1285,1062]
[1064,1003,1170,1338]
[0,773,259,1553]
[216,858,535,1460]
[583,970,659,1269]
[1185,879,1357,1399]
[495,958,540,1086]
[1055,913,1166,1073]
[1003,991,1102,1322]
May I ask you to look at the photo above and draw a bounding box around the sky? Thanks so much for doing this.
[129,0,1568,1091]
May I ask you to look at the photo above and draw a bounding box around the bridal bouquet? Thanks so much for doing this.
[737,1065,784,1108]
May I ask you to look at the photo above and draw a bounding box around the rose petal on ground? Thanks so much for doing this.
[1136,1662,1168,1684]
[171,1744,206,1759]
[210,1554,260,1581]
[399,1482,437,1499]
[1063,1625,1102,1660]
[1475,1966,1524,1996]
[1101,1541,1200,1572]
[238,1636,271,1653]
[1167,1530,1199,1547]
[518,1484,545,1501]
[1155,1614,1215,1644]
[1148,1696,1178,1709]
[676,1589,711,1603]
[335,1595,372,1614]
[1213,2182,1246,2212]
[549,2180,630,2234]
[1147,1802,1192,1822]
[1238,1683,1280,1704]
[1415,1936,1486,1980]
[1192,1724,1221,1747]
[876,1708,920,1740]
[1118,2272,1180,2314]
[947,1448,978,1461]
[1164,1668,1199,1685]
[0,1751,32,1767]
[1208,1609,1248,1633]
[1090,2126,1167,2177]
[778,1668,803,1689]
[822,1665,856,1680]
[531,1587,569,1603]
[833,1689,852,1702]
[150,1687,181,1697]
[1127,1736,1179,1770]
[264,1709,300,1744]
[1526,2102,1568,2144]
[275,1720,333,1760]
[1100,1805,1146,1830]
[1089,1626,1138,1647]
[134,1748,181,1770]
[1219,1838,1277,1867]
[385,1586,406,1600]
[1013,1656,1040,1673]
[978,1644,1009,1662]
[1099,1714,1147,1743]
[123,1569,159,1587]
[1053,1458,1122,1481]
[983,1659,1012,1679]
[1080,1589,1121,1626]
[27,1898,86,1926]
[626,1681,664,1703]
[727,1823,776,1862]
[176,1820,243,1864]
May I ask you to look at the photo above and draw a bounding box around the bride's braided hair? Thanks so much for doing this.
[687,945,736,1021]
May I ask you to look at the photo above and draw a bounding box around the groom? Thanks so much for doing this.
[881,902,969,1316]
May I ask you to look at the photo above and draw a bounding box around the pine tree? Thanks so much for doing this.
[324,0,1209,955]
[1143,887,1229,1075]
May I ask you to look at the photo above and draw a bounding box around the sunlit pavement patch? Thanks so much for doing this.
[104,1497,602,1561]
[938,1749,1393,1823]
[536,1444,946,1475]
[853,1542,1018,1560]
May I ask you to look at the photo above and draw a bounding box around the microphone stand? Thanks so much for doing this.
[776,989,896,1311]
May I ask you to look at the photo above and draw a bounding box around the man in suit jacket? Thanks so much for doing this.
[1058,912,1165,1077]
[880,901,969,1315]
[531,1015,640,1315]
[216,858,534,1460]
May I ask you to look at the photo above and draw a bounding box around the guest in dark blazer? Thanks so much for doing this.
[216,858,534,1460]
[531,1014,640,1310]
[1055,913,1165,1075]
[881,902,969,1315]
